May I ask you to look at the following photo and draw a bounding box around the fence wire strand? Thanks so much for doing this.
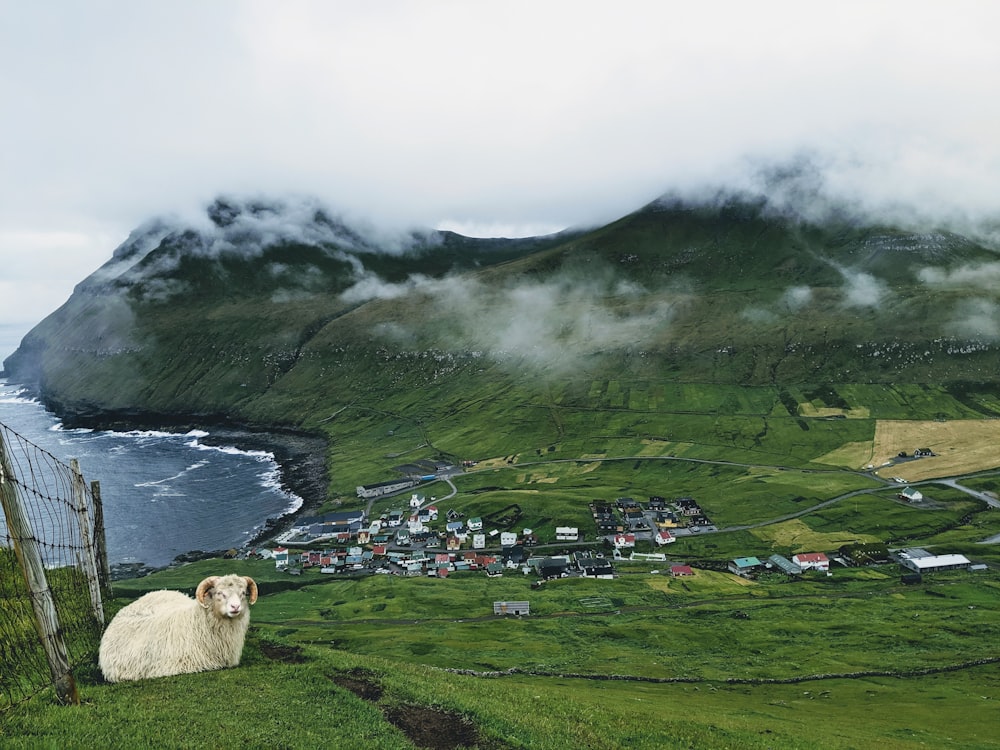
[1,420,103,711]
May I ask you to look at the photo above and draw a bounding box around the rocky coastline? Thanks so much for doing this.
[51,409,330,574]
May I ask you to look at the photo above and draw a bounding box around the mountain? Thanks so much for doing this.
[5,192,1000,490]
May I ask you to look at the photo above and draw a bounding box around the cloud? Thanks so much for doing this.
[4,2,1000,337]
[839,270,888,309]
[780,286,813,311]
[918,262,1000,289]
[344,265,682,371]
[944,298,1000,339]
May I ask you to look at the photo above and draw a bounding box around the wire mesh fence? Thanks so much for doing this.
[0,420,107,710]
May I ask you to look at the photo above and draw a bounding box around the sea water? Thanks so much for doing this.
[0,368,299,568]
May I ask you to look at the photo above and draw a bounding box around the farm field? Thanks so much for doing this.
[870,419,1000,481]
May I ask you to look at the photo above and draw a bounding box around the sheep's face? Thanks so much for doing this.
[213,585,248,619]
[196,575,258,620]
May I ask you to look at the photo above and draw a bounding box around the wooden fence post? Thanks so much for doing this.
[91,480,113,598]
[70,459,104,626]
[0,432,79,705]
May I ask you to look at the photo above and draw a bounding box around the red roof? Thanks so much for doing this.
[670,565,694,576]
[794,552,829,562]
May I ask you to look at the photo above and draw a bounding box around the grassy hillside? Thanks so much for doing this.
[4,557,1000,749]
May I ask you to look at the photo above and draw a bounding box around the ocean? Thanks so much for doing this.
[0,325,300,568]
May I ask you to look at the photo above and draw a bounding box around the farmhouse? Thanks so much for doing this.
[792,552,830,572]
[670,565,694,577]
[898,486,923,502]
[729,556,762,577]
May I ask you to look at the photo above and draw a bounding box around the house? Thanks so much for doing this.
[467,517,483,531]
[913,448,935,457]
[555,526,579,541]
[578,558,615,579]
[485,562,505,577]
[898,486,924,502]
[840,542,891,566]
[613,533,636,549]
[655,511,681,529]
[500,531,518,547]
[395,528,411,546]
[494,601,530,616]
[792,552,830,572]
[654,530,676,546]
[387,509,405,527]
[272,546,290,568]
[647,496,668,511]
[446,535,462,551]
[538,558,569,579]
[729,556,762,577]
[472,533,486,549]
[670,565,694,577]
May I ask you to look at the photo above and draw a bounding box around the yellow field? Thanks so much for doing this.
[798,403,871,419]
[871,419,1000,481]
[751,518,879,552]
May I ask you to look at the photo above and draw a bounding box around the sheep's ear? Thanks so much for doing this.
[244,577,258,605]
[196,576,220,605]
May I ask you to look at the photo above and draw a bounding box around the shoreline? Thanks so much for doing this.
[51,410,331,565]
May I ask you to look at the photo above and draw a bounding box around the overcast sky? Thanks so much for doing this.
[2,1,999,346]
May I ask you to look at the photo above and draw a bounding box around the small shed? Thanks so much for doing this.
[494,601,530,616]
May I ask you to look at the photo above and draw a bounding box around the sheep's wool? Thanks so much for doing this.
[99,575,255,682]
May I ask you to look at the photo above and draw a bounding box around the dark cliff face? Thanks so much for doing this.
[4,193,1000,430]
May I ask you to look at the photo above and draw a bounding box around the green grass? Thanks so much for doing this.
[5,564,1000,749]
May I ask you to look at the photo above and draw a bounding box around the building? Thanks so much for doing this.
[792,552,830,572]
[670,565,694,577]
[768,554,802,576]
[613,533,636,549]
[729,556,762,577]
[494,601,530,616]
[654,530,676,546]
[899,552,971,574]
[898,486,924,502]
[356,479,417,499]
[555,526,579,541]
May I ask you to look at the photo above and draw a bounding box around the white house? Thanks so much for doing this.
[555,526,579,541]
[500,531,518,547]
[654,530,676,546]
[792,552,830,572]
[472,533,486,549]
[467,517,483,531]
[613,533,636,549]
[273,546,290,568]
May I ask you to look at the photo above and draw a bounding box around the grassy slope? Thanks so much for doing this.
[5,558,1000,749]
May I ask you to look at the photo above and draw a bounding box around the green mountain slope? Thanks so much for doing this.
[4,194,1000,494]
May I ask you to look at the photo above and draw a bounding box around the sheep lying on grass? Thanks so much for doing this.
[99,574,258,683]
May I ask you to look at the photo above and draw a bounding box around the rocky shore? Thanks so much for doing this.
[50,409,331,568]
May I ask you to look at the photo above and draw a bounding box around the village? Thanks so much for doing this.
[261,485,984,589]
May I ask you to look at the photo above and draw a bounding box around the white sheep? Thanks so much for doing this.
[99,574,258,682]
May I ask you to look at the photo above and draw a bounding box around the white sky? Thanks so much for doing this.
[2,1,999,347]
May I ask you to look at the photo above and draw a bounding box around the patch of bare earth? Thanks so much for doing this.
[329,669,509,749]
